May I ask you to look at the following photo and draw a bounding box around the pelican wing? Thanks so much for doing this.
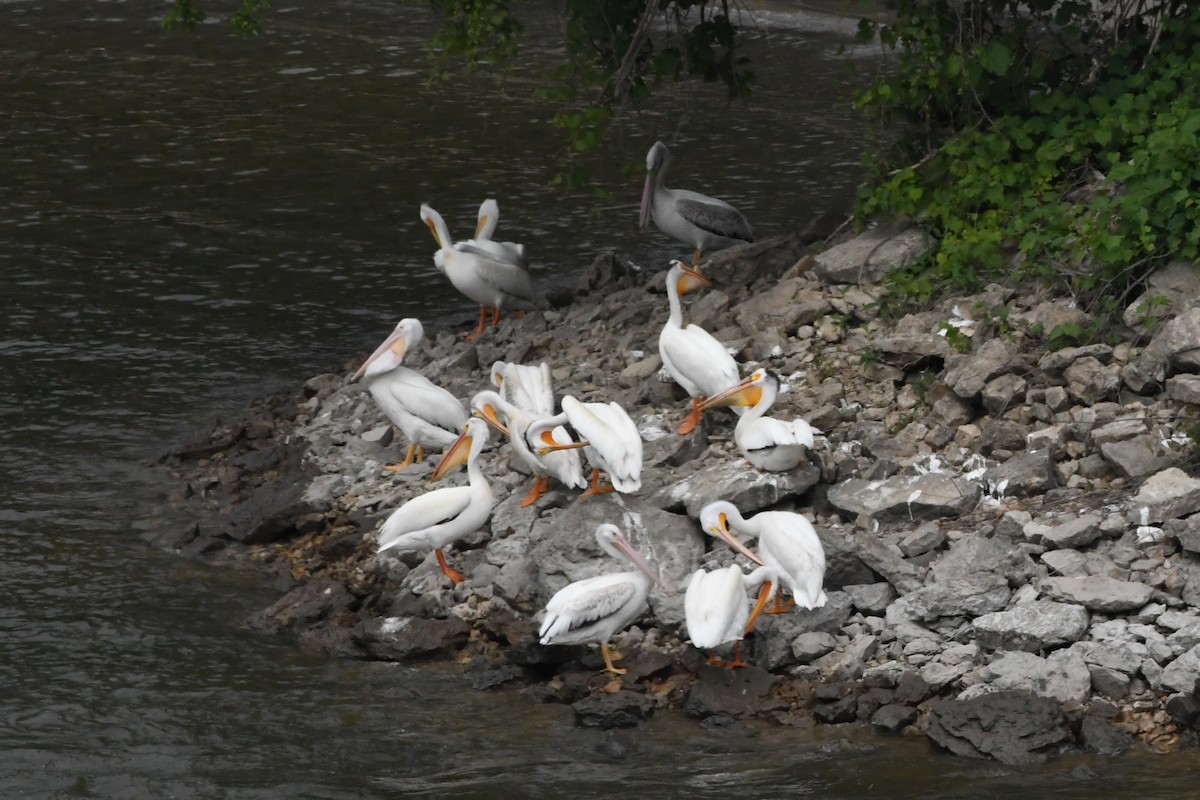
[376,369,467,435]
[660,323,740,399]
[539,573,640,642]
[676,193,753,242]
[377,485,473,551]
[502,362,555,416]
[456,248,540,306]
[761,513,827,609]
[739,416,814,452]
[567,400,642,490]
[684,567,749,649]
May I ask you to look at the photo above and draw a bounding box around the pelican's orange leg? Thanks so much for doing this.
[766,594,796,615]
[465,305,488,341]
[677,397,705,435]
[490,306,501,327]
[579,468,614,497]
[691,248,703,267]
[385,444,419,472]
[744,581,775,635]
[707,641,749,669]
[435,549,466,585]
[601,642,628,676]
[520,475,551,507]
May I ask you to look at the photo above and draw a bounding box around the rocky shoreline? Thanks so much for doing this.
[151,219,1200,765]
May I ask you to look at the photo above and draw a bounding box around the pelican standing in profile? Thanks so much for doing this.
[700,368,817,472]
[699,500,827,620]
[376,417,495,584]
[350,318,468,470]
[684,562,778,668]
[470,389,585,507]
[421,203,541,340]
[473,198,528,268]
[658,259,743,435]
[639,140,753,268]
[528,395,642,496]
[489,360,555,417]
[539,523,661,676]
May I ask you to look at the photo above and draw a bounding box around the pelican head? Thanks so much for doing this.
[470,390,511,437]
[420,203,449,249]
[351,318,424,383]
[432,417,488,480]
[596,523,662,587]
[640,141,671,230]
[667,258,711,297]
[698,501,765,566]
[700,368,776,412]
[475,198,500,240]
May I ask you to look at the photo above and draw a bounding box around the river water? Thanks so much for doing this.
[3,0,1198,797]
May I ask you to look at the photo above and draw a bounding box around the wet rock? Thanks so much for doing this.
[682,663,775,719]
[354,615,472,661]
[925,690,1072,764]
[1079,713,1138,755]
[572,690,655,729]
[247,577,356,635]
[870,703,918,733]
[969,650,1090,705]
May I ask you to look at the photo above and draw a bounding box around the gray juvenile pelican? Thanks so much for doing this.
[376,417,495,584]
[700,368,817,472]
[658,259,743,435]
[421,203,541,340]
[639,140,753,267]
[539,523,661,676]
[350,318,467,470]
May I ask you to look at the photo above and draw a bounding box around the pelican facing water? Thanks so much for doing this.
[639,140,753,267]
[538,523,660,675]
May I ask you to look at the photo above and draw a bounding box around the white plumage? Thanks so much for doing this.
[701,368,816,472]
[527,395,642,495]
[639,140,753,266]
[489,360,555,417]
[350,318,467,470]
[376,417,495,584]
[684,564,777,667]
[538,523,660,675]
[658,259,742,434]
[472,198,528,268]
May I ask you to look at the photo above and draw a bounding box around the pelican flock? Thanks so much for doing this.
[640,140,754,267]
[345,162,834,678]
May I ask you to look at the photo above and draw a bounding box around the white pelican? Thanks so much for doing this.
[470,390,585,507]
[528,395,642,496]
[376,417,495,584]
[473,198,528,268]
[421,203,541,340]
[489,360,555,417]
[350,318,467,470]
[700,368,817,472]
[639,140,753,267]
[699,500,827,618]
[684,563,777,668]
[658,259,743,435]
[539,523,661,676]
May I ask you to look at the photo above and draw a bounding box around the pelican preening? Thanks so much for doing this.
[421,203,541,340]
[351,318,468,470]
[639,140,754,268]
[473,198,528,268]
[699,500,827,618]
[470,389,586,507]
[376,417,496,584]
[684,563,777,668]
[700,368,817,472]
[528,395,643,496]
[538,523,661,676]
[489,360,555,418]
[658,259,743,435]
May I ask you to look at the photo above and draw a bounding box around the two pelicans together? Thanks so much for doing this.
[351,141,824,673]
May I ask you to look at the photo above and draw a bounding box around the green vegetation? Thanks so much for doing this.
[855,1,1200,314]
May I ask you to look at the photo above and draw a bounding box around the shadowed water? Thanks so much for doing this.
[3,0,1199,796]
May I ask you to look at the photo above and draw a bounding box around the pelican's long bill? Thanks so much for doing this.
[474,403,509,437]
[432,426,474,480]
[351,328,410,383]
[708,513,766,566]
[611,530,663,587]
[699,369,765,412]
[536,429,588,456]
[639,168,656,230]
[672,259,711,296]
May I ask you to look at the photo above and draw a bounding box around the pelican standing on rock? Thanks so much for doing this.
[639,140,753,268]
[376,417,495,584]
[700,368,817,471]
[684,563,778,668]
[699,500,827,619]
[471,389,585,507]
[350,318,468,470]
[658,259,743,435]
[528,395,642,496]
[421,203,541,340]
[539,523,661,676]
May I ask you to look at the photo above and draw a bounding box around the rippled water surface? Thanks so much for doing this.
[4,0,1200,797]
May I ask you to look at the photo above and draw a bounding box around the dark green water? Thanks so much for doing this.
[3,0,1198,796]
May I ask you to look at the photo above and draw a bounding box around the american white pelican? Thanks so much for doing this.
[685,563,777,668]
[421,203,541,340]
[699,500,827,617]
[658,259,743,435]
[700,368,817,472]
[639,140,753,267]
[376,417,495,584]
[539,523,661,675]
[470,390,585,507]
[488,360,555,417]
[350,318,468,470]
[528,395,642,496]
[473,198,528,268]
